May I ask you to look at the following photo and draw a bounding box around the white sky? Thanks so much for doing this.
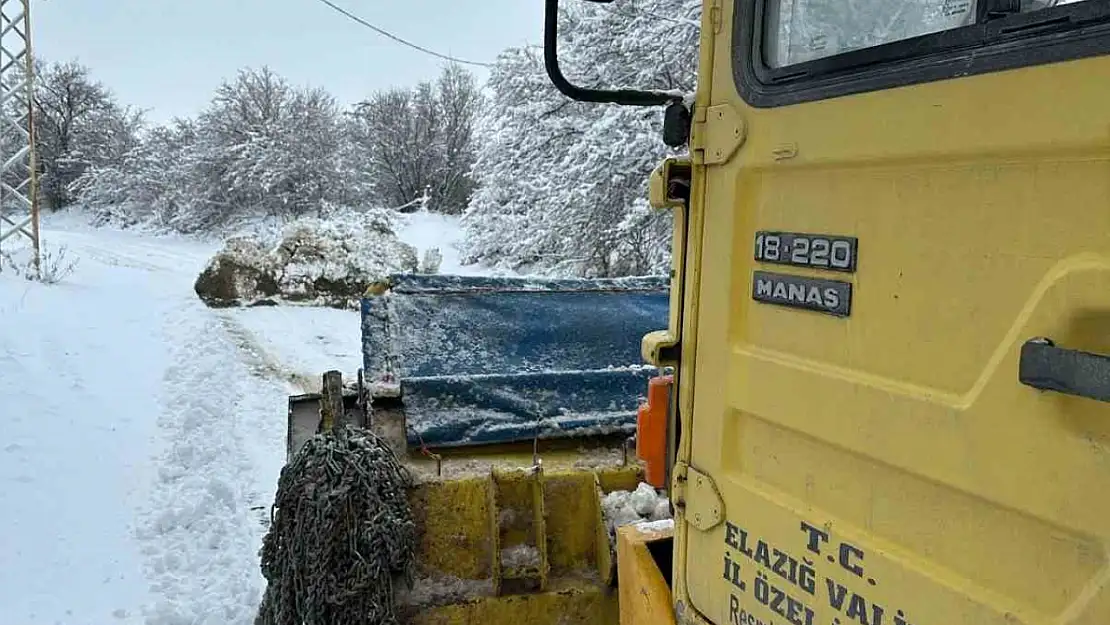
[30,0,546,122]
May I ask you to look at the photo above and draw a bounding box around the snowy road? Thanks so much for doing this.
[0,224,289,625]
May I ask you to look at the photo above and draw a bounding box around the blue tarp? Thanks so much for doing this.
[361,274,670,448]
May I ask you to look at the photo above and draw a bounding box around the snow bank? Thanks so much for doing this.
[194,210,422,309]
[137,303,287,625]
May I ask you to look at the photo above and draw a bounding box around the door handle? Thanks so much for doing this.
[1019,338,1110,403]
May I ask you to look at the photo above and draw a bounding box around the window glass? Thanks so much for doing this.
[762,0,1089,68]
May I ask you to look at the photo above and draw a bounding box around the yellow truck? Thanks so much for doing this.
[285,0,1110,623]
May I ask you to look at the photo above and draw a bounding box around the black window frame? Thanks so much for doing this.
[734,0,1110,108]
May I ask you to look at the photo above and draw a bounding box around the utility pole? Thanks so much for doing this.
[0,0,39,277]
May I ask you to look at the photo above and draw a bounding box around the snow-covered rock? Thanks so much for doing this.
[194,211,419,309]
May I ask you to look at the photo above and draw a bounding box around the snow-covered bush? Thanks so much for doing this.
[5,59,144,212]
[345,64,481,215]
[76,119,203,232]
[76,67,367,234]
[194,211,418,308]
[73,64,484,236]
[419,247,443,274]
[0,242,79,285]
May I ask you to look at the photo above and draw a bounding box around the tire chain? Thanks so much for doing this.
[255,425,416,625]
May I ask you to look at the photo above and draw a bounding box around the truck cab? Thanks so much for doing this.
[547,1,1110,624]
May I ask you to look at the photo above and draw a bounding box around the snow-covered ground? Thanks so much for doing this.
[394,209,490,276]
[0,209,486,625]
[221,305,362,391]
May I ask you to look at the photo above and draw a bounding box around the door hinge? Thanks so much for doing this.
[671,462,688,510]
[671,462,724,532]
[690,102,745,166]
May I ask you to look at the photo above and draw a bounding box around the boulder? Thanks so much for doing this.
[194,212,422,309]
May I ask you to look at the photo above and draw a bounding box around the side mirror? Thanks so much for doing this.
[662,100,691,148]
[542,0,683,108]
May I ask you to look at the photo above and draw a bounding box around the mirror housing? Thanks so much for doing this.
[661,101,691,148]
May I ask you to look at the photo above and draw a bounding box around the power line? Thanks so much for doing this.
[312,0,493,68]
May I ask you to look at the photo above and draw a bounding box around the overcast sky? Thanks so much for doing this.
[30,0,546,122]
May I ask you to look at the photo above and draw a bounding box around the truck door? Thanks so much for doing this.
[675,2,1110,624]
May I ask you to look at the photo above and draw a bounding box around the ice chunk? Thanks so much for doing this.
[650,498,671,522]
[630,481,659,516]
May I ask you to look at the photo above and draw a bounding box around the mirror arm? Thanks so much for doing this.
[543,0,680,107]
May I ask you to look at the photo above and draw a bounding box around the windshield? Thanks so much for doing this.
[763,0,1086,68]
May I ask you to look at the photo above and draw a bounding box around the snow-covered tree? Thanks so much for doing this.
[17,60,143,210]
[74,118,201,229]
[192,66,352,224]
[76,66,359,233]
[346,64,481,214]
[461,0,701,278]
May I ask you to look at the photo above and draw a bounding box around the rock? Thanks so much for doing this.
[193,252,279,308]
[600,490,643,532]
[650,498,671,521]
[194,212,421,309]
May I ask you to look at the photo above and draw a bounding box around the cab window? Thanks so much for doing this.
[735,0,1110,106]
[763,0,1086,68]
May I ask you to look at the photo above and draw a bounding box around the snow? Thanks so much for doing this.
[220,306,363,391]
[634,518,675,533]
[0,218,285,625]
[268,213,417,299]
[394,209,512,277]
[600,481,672,537]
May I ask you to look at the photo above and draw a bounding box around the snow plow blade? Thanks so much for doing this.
[288,273,670,458]
[363,273,668,449]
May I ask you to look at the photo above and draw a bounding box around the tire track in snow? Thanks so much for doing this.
[215,311,319,395]
[138,299,287,625]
